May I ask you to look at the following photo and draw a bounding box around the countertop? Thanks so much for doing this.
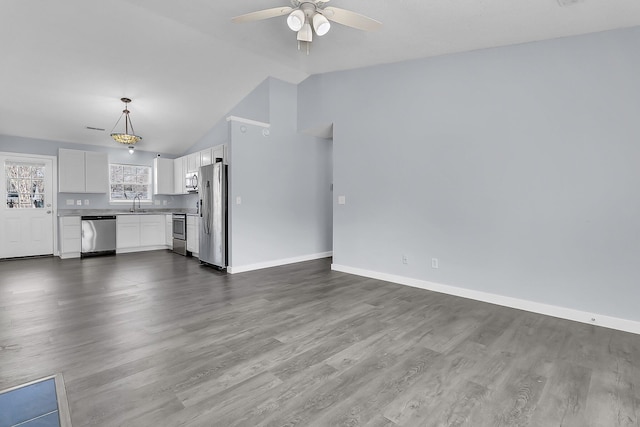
[57,208,197,217]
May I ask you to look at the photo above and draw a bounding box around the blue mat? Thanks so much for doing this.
[0,378,60,427]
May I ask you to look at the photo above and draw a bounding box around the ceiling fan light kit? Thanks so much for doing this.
[232,0,381,54]
[297,23,313,42]
[287,9,305,31]
[312,13,330,36]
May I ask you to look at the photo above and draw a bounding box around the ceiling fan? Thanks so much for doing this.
[232,0,381,53]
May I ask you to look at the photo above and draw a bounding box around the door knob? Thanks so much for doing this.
[46,210,52,214]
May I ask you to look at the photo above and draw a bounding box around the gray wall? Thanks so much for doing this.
[183,79,271,155]
[229,78,332,268]
[0,134,187,210]
[298,26,640,321]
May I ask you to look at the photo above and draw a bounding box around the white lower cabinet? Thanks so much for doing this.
[117,215,166,252]
[60,214,171,258]
[116,215,140,249]
[186,215,199,256]
[59,216,81,259]
[165,215,173,248]
[140,215,165,247]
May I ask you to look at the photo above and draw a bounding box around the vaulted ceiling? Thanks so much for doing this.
[2,0,639,155]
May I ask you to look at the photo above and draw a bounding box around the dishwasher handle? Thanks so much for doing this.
[81,215,116,220]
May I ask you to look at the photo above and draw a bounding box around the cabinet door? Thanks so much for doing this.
[116,216,140,248]
[187,152,201,173]
[200,148,213,166]
[186,216,195,253]
[140,215,165,246]
[58,148,86,193]
[174,157,185,194]
[165,215,172,247]
[84,151,108,193]
[212,145,225,164]
[154,158,174,195]
[59,216,81,256]
[193,217,200,255]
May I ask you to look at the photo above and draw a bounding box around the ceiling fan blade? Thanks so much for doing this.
[232,7,293,24]
[321,7,381,31]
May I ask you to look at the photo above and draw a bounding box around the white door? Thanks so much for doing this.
[1,154,55,258]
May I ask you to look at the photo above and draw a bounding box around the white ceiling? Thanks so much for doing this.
[2,0,639,155]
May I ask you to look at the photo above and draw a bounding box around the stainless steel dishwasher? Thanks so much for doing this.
[81,216,117,257]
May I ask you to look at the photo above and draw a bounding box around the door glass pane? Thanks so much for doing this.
[5,161,46,209]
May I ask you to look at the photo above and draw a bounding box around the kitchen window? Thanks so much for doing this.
[109,164,151,203]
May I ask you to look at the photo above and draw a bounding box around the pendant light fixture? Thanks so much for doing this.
[110,97,142,145]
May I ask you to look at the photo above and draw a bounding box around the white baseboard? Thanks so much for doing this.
[116,245,167,254]
[228,251,333,274]
[331,264,640,335]
[59,252,80,259]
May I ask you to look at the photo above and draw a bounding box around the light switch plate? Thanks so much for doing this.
[338,195,346,205]
[236,196,242,205]
[66,199,74,206]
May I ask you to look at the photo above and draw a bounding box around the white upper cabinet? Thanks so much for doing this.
[59,148,108,193]
[85,151,109,193]
[200,148,213,167]
[212,144,225,164]
[186,152,201,173]
[153,158,174,195]
[173,156,186,194]
[152,145,227,196]
[58,149,85,193]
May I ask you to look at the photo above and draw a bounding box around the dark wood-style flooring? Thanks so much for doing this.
[1,251,639,426]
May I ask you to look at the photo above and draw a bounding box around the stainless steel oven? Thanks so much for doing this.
[172,213,187,256]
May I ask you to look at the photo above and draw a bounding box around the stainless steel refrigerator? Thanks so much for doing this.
[198,161,227,268]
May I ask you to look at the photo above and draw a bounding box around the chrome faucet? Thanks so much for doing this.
[131,194,141,212]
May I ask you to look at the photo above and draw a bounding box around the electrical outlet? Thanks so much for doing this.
[402,255,408,264]
[84,199,89,205]
[76,200,82,206]
[66,199,74,206]
[431,258,439,269]
[162,200,167,206]
[154,200,160,205]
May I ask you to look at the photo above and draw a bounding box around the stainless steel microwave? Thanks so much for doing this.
[185,172,198,193]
